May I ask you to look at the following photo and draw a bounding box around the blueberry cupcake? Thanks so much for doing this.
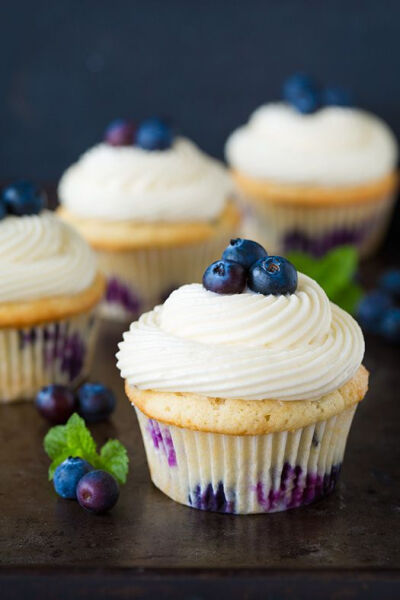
[225,75,398,258]
[58,118,239,321]
[117,238,368,514]
[0,182,104,403]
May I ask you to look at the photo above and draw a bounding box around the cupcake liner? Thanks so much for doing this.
[135,405,357,514]
[0,310,99,403]
[96,233,237,321]
[240,191,396,259]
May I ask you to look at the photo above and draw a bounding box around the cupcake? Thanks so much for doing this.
[0,181,104,403]
[58,118,239,321]
[225,75,398,258]
[116,238,368,514]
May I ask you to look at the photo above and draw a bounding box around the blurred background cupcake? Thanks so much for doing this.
[225,74,398,258]
[0,181,104,403]
[58,118,239,321]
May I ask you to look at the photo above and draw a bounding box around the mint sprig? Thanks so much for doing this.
[287,245,363,315]
[44,413,129,484]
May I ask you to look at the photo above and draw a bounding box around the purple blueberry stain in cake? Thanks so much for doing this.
[106,277,142,316]
[283,223,375,257]
[188,481,235,513]
[147,420,177,467]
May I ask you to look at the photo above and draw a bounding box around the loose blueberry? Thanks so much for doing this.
[222,238,267,269]
[248,256,298,295]
[2,181,46,216]
[356,291,393,334]
[283,73,320,114]
[53,457,93,500]
[379,269,400,300]
[35,385,77,424]
[77,383,116,423]
[203,260,247,294]
[380,307,400,343]
[104,119,135,146]
[322,86,352,107]
[135,117,173,151]
[0,198,6,220]
[77,470,119,514]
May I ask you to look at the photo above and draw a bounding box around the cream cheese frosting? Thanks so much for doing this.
[116,274,365,401]
[0,211,97,303]
[225,103,398,186]
[58,137,233,222]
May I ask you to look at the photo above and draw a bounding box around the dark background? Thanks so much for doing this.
[1,0,400,181]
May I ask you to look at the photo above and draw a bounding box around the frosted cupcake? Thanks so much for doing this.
[58,118,239,321]
[117,238,368,514]
[225,75,398,258]
[0,181,104,403]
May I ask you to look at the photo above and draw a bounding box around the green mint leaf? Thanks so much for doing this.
[99,439,129,485]
[332,281,363,315]
[65,413,97,460]
[314,246,358,298]
[286,251,321,281]
[44,425,68,460]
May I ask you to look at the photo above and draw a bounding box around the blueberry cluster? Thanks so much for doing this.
[53,457,119,514]
[0,181,46,220]
[202,239,298,296]
[104,116,173,150]
[357,269,400,343]
[35,382,116,424]
[283,73,352,115]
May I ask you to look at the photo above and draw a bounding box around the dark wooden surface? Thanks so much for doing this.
[1,228,400,598]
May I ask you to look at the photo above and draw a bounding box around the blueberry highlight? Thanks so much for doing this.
[135,117,173,151]
[35,385,77,424]
[53,457,93,500]
[380,307,400,343]
[104,119,135,146]
[203,260,247,295]
[77,470,119,514]
[248,256,298,295]
[2,181,46,216]
[356,290,393,334]
[77,382,116,423]
[222,238,267,269]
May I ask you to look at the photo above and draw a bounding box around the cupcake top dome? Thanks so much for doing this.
[0,182,97,304]
[117,239,364,402]
[225,75,398,186]
[58,118,233,223]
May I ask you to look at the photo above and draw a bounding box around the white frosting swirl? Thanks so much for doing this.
[58,137,232,222]
[225,103,398,186]
[116,275,364,401]
[0,211,97,303]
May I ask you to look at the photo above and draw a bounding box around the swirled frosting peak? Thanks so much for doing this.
[116,274,364,401]
[0,211,97,303]
[58,137,233,222]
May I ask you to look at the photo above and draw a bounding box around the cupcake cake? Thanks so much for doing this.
[58,118,239,321]
[225,75,398,258]
[0,181,104,403]
[117,238,368,514]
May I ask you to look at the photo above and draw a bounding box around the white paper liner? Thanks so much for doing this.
[135,405,357,514]
[0,310,99,403]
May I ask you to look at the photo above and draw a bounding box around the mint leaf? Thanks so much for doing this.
[44,425,68,460]
[65,413,97,461]
[99,440,129,485]
[333,281,363,315]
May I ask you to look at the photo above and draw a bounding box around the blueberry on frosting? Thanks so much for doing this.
[203,260,247,294]
[104,119,136,146]
[222,238,267,269]
[248,256,298,296]
[2,180,45,216]
[135,117,173,151]
[282,73,352,114]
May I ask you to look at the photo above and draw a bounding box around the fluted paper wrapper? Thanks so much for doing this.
[96,234,237,321]
[135,405,357,514]
[0,311,99,403]
[240,191,396,259]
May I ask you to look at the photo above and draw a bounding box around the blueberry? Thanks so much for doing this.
[248,256,298,295]
[379,269,400,300]
[222,238,267,269]
[77,383,116,423]
[282,73,320,114]
[104,119,135,146]
[322,86,352,107]
[290,88,320,114]
[2,181,46,216]
[35,385,77,424]
[203,260,247,294]
[77,470,119,514]
[356,291,393,334]
[135,117,173,151]
[53,457,93,500]
[380,307,400,343]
